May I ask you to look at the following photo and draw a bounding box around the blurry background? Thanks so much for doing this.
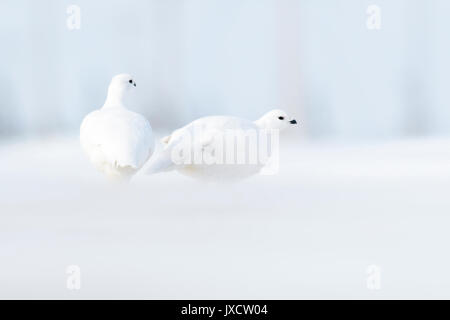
[2,0,450,299]
[0,0,449,140]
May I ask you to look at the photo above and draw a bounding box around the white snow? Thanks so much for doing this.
[1,136,450,299]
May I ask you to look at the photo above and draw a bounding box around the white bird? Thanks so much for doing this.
[80,74,154,181]
[144,109,297,181]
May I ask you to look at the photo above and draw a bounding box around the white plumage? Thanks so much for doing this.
[145,109,297,181]
[80,74,154,181]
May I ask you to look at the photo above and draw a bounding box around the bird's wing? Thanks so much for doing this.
[145,116,258,175]
[145,126,190,174]
[81,108,154,169]
[80,110,105,164]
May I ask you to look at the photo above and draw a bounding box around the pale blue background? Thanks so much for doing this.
[2,1,450,300]
[0,0,448,140]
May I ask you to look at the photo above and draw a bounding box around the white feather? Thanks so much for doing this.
[80,74,154,180]
[145,110,296,181]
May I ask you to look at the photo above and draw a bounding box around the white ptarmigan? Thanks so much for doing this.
[80,74,154,181]
[144,109,297,181]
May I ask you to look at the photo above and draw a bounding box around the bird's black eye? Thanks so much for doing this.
[278,116,284,120]
[129,80,133,84]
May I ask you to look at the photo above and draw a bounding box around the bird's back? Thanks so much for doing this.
[80,107,154,178]
[146,115,264,180]
[188,115,257,132]
[165,116,257,147]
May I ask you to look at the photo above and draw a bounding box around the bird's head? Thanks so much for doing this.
[256,109,298,130]
[106,74,137,106]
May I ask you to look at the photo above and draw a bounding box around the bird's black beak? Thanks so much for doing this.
[134,83,136,87]
[290,119,297,124]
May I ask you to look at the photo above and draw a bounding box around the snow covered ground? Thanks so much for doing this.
[1,136,450,299]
